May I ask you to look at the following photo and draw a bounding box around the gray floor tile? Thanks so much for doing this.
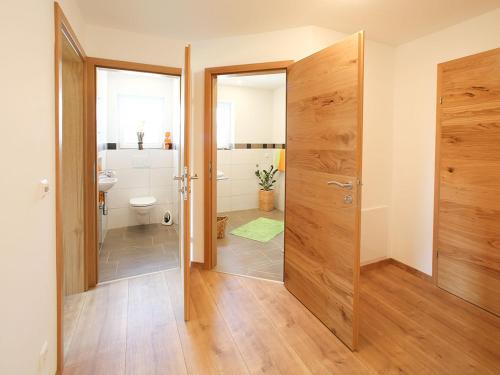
[99,223,179,283]
[215,208,284,282]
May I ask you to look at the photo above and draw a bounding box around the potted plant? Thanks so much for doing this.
[255,165,278,211]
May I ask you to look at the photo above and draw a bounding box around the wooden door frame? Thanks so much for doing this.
[433,62,444,285]
[203,61,293,269]
[54,2,87,373]
[85,57,182,287]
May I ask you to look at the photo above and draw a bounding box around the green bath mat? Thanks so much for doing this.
[230,217,284,243]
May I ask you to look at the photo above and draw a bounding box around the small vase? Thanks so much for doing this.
[138,142,143,150]
[259,190,274,211]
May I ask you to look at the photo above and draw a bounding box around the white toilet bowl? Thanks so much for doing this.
[129,196,156,223]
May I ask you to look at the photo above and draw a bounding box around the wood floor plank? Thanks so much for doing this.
[64,280,129,375]
[241,274,373,374]
[201,270,312,374]
[359,296,438,375]
[364,266,500,372]
[63,265,500,375]
[126,272,187,375]
[64,292,87,357]
[164,268,249,375]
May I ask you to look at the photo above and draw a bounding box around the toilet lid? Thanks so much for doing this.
[130,196,157,207]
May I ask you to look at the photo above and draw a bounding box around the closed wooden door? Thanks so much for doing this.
[285,32,364,350]
[435,48,500,316]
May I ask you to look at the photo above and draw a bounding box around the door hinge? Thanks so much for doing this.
[440,97,443,104]
[208,162,212,179]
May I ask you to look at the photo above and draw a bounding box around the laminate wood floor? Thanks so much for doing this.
[63,264,500,374]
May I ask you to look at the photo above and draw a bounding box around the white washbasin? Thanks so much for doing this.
[216,170,229,181]
[98,177,117,192]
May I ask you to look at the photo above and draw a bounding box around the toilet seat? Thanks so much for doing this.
[129,196,157,207]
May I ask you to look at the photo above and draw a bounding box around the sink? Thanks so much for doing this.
[98,177,117,192]
[216,170,229,181]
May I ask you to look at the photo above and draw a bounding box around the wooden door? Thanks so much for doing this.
[435,48,500,316]
[61,34,86,296]
[284,32,364,350]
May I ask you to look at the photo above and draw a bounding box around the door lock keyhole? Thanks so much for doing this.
[344,195,353,204]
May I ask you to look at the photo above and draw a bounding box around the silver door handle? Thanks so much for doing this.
[173,176,183,181]
[327,180,353,190]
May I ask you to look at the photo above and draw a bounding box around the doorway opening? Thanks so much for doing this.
[214,72,287,282]
[94,67,182,283]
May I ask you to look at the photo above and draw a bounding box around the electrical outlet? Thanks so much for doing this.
[38,341,48,370]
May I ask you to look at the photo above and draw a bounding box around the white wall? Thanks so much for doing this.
[219,85,273,144]
[272,86,286,144]
[218,84,282,144]
[84,25,186,68]
[191,26,396,264]
[390,9,500,275]
[0,1,85,374]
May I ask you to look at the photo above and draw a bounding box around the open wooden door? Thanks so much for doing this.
[284,32,364,350]
[180,45,193,320]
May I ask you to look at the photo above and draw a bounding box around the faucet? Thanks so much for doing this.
[99,169,116,177]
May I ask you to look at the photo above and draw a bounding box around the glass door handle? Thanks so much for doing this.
[327,180,353,190]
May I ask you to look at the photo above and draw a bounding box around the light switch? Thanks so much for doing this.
[40,178,49,197]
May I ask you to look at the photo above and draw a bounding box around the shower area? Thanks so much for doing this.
[95,67,181,283]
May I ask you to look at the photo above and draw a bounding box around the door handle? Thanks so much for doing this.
[327,180,353,190]
[173,176,183,181]
[190,173,199,180]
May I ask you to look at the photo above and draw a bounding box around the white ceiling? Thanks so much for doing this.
[218,73,286,90]
[76,0,500,45]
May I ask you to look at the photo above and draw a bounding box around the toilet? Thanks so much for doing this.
[129,196,156,223]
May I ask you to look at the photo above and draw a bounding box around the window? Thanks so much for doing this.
[118,94,167,148]
[217,101,234,149]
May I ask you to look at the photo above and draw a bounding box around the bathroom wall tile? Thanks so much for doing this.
[151,186,173,204]
[216,179,232,197]
[217,150,225,165]
[230,164,257,180]
[257,150,275,169]
[231,179,259,196]
[150,167,174,188]
[231,149,257,165]
[106,149,138,169]
[217,150,232,166]
[107,207,141,229]
[231,193,258,211]
[217,197,232,213]
[113,168,150,189]
[131,152,151,168]
[107,187,150,209]
[214,148,284,213]
[150,150,173,168]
